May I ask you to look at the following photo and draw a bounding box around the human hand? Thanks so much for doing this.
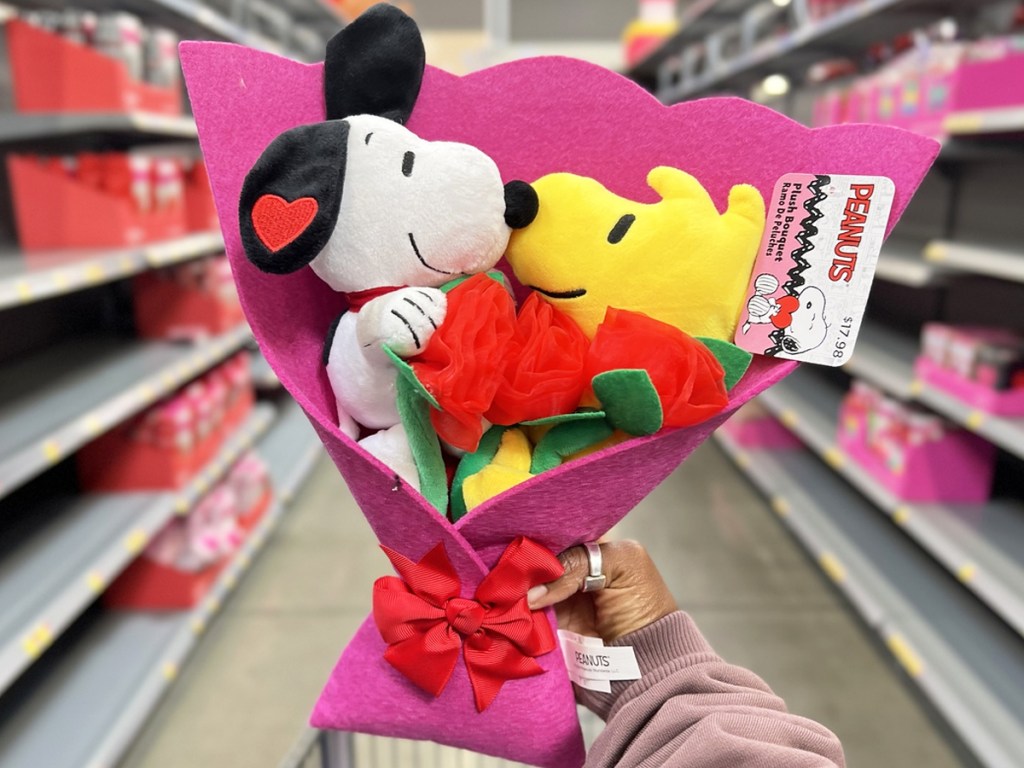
[527,540,678,643]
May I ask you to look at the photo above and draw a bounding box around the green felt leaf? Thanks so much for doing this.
[592,369,663,436]
[394,374,448,515]
[449,425,507,523]
[696,337,753,392]
[530,419,615,475]
[384,346,439,408]
[439,270,508,294]
[521,408,607,427]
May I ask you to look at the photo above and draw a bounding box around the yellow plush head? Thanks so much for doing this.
[504,167,766,341]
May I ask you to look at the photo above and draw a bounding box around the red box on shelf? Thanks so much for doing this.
[78,393,216,491]
[184,160,219,232]
[8,154,186,250]
[134,256,243,340]
[104,556,228,610]
[5,19,181,115]
[220,353,254,431]
[237,489,272,533]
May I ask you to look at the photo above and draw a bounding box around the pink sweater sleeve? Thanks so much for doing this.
[578,612,846,768]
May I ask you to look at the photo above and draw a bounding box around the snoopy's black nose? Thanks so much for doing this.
[504,181,538,229]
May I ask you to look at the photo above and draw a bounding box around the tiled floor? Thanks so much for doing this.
[120,443,964,767]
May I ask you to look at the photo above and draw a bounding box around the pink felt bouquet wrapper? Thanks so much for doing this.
[181,41,937,767]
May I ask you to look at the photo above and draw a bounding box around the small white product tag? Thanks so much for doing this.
[557,630,642,693]
[735,173,895,366]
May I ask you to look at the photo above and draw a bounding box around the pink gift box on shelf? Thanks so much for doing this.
[181,24,937,765]
[838,385,995,503]
[917,323,1024,416]
[106,485,242,610]
[228,451,272,532]
[950,36,1024,114]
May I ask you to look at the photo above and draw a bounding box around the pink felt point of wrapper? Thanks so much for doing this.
[181,40,938,768]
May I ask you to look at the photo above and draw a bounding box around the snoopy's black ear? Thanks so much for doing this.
[323,4,425,124]
[239,121,350,274]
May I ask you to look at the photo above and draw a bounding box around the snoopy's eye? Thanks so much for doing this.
[806,301,812,309]
[608,214,635,244]
[365,132,373,145]
[402,151,415,177]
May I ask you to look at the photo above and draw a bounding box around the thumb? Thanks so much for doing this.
[528,546,592,610]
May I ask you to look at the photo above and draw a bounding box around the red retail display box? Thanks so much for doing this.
[6,19,181,114]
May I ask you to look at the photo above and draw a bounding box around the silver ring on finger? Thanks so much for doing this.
[581,541,607,593]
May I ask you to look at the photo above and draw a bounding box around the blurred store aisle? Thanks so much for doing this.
[120,444,963,768]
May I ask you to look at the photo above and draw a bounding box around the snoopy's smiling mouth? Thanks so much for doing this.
[530,285,587,300]
[408,233,456,275]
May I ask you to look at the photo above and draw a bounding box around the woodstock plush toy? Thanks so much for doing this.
[238,6,537,491]
[503,167,765,341]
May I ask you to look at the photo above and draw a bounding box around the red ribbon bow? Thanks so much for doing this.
[372,536,563,712]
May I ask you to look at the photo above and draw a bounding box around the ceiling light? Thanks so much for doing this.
[762,73,790,97]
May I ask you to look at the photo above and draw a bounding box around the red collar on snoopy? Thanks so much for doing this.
[343,285,405,312]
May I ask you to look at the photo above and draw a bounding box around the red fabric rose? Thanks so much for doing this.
[585,308,728,428]
[486,293,590,426]
[411,275,517,452]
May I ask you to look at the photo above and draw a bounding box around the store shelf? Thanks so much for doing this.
[626,0,760,84]
[0,324,250,502]
[875,238,949,287]
[716,429,1024,768]
[660,0,1012,102]
[847,321,1024,462]
[924,239,1024,284]
[844,321,918,399]
[945,106,1024,137]
[0,230,223,311]
[0,400,322,768]
[759,367,1024,638]
[0,404,274,697]
[0,113,198,145]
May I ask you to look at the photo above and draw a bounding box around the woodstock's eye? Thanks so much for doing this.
[402,151,415,177]
[608,214,635,244]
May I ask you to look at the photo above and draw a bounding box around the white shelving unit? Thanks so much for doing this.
[0,401,321,768]
[0,231,223,311]
[847,322,1024,463]
[0,1,338,761]
[641,0,1013,103]
[874,237,950,288]
[925,239,1024,284]
[634,3,1024,767]
[0,404,274,696]
[0,324,251,501]
[716,429,1024,768]
[760,368,1024,638]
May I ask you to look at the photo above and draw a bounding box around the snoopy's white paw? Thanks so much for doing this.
[357,287,447,357]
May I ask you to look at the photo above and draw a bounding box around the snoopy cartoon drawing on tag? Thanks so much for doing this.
[742,273,830,355]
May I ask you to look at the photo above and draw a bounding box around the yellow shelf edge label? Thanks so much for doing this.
[886,632,924,677]
[125,529,149,554]
[956,563,977,583]
[42,440,62,464]
[818,552,846,583]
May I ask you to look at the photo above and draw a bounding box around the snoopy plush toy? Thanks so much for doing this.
[239,5,538,491]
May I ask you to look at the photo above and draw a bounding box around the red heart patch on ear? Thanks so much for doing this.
[771,294,801,329]
[252,194,318,252]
